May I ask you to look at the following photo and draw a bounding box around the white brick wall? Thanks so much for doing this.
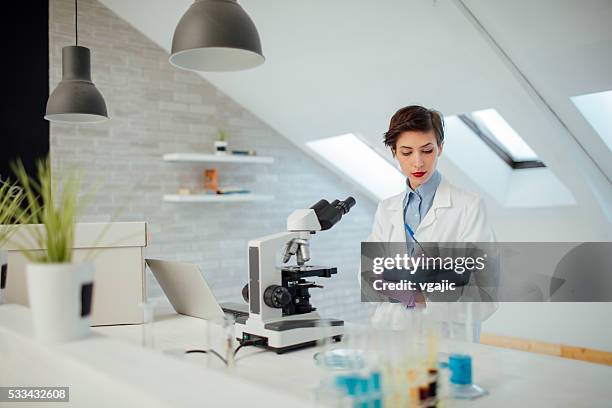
[49,0,378,322]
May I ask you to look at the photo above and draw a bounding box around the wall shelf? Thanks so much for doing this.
[163,194,274,203]
[163,153,274,164]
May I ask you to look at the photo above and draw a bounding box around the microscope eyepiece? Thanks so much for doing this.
[335,197,356,214]
[309,196,357,230]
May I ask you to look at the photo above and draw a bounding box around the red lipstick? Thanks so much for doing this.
[412,171,427,178]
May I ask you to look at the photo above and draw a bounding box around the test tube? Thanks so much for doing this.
[313,318,339,406]
[332,325,381,407]
[364,325,384,408]
[139,299,157,349]
[421,312,440,408]
[225,314,236,368]
[316,317,336,357]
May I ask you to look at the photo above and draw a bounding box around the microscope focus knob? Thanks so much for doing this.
[264,285,292,308]
[241,283,249,303]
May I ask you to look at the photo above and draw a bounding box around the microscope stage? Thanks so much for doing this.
[281,265,338,278]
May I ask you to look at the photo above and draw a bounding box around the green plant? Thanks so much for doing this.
[12,159,90,263]
[0,177,26,247]
[217,128,228,142]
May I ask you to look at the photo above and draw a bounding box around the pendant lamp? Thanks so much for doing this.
[45,0,108,123]
[170,0,264,72]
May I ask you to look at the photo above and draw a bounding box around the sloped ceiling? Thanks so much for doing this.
[98,0,612,227]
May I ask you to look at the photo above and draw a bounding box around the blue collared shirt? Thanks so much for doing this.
[403,170,441,241]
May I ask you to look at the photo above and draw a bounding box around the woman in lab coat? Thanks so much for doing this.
[369,105,494,243]
[367,105,497,334]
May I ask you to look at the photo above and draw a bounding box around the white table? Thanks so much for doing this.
[2,304,612,407]
[95,309,612,407]
[0,305,313,408]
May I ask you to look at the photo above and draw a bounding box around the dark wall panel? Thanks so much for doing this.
[0,0,49,185]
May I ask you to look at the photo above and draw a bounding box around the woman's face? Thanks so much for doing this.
[394,130,443,189]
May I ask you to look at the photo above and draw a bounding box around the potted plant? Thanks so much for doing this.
[13,159,95,342]
[214,128,229,155]
[0,177,26,305]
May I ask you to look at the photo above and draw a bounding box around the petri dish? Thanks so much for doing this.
[313,349,366,370]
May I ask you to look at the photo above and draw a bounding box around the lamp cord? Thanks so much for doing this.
[75,0,78,46]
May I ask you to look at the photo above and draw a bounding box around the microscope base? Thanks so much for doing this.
[234,316,344,354]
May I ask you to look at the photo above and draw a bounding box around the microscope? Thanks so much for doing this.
[234,197,356,353]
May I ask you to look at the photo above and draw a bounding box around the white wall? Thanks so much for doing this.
[63,0,612,350]
[440,156,612,351]
[483,205,612,351]
[483,303,612,352]
[49,0,376,324]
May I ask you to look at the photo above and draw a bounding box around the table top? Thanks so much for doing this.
[93,311,612,407]
[0,305,312,408]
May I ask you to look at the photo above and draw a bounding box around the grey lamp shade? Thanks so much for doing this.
[45,46,108,124]
[170,0,264,72]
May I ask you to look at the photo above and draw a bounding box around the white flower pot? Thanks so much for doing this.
[214,140,228,154]
[0,249,7,305]
[26,262,95,343]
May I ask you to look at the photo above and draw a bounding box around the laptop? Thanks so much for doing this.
[145,259,248,320]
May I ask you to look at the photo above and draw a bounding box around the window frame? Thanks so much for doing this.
[458,114,545,169]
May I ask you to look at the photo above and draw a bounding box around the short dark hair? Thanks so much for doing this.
[383,105,445,153]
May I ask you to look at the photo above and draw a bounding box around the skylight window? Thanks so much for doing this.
[444,116,575,208]
[458,109,544,169]
[307,133,405,200]
[571,90,612,152]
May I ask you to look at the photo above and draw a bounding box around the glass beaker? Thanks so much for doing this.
[448,302,488,400]
[206,313,237,369]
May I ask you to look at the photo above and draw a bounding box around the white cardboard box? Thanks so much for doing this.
[3,222,148,325]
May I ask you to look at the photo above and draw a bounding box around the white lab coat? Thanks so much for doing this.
[364,176,498,330]
[367,177,494,243]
